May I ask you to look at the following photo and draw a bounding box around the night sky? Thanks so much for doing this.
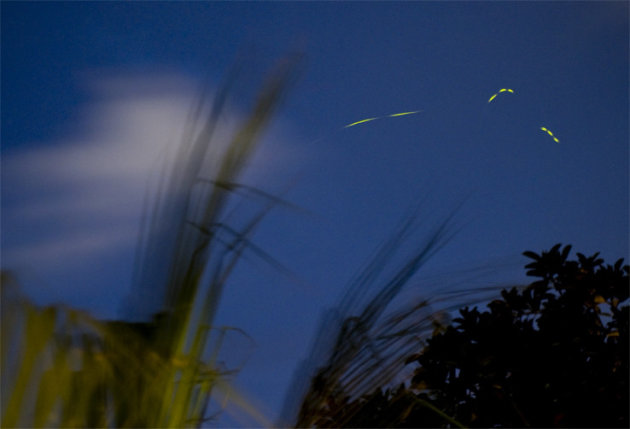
[2,2,628,425]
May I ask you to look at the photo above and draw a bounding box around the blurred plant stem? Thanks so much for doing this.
[1,53,302,428]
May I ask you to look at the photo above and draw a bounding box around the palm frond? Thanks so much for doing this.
[281,204,516,428]
[1,53,303,428]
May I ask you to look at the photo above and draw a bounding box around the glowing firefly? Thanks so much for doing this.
[540,126,560,143]
[343,110,422,128]
[387,111,421,118]
[344,117,379,128]
[488,88,515,103]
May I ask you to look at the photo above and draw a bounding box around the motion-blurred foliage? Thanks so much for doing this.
[1,54,302,428]
[297,245,628,428]
[2,51,627,429]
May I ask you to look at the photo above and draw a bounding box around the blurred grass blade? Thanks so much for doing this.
[1,52,302,428]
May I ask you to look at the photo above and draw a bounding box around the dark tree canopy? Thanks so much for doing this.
[328,245,629,428]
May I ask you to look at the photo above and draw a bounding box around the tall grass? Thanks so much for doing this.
[3,53,514,429]
[1,53,302,428]
[279,207,516,427]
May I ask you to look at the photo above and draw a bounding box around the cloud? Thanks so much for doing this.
[3,68,314,326]
[2,69,304,316]
[3,71,198,270]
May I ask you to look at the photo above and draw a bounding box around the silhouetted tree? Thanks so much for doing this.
[331,245,628,428]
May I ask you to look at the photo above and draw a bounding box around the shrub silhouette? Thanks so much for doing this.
[327,244,628,428]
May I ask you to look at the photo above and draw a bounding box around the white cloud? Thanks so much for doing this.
[3,72,196,269]
[2,70,303,311]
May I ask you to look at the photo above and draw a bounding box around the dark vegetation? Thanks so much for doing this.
[1,54,302,428]
[305,244,628,428]
[2,52,627,428]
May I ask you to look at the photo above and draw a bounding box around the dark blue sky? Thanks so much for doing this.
[2,1,628,425]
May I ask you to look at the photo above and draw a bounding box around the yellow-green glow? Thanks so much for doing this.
[540,126,560,143]
[344,110,421,128]
[388,111,421,117]
[488,88,515,103]
[344,117,379,128]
